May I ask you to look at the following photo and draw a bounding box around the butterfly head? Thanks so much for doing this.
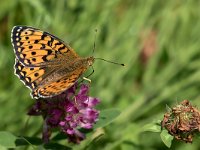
[87,56,95,66]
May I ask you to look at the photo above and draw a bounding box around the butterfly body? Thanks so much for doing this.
[11,26,94,99]
[36,57,94,87]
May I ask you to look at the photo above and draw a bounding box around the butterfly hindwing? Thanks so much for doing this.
[11,26,78,66]
[14,58,46,90]
[32,65,87,98]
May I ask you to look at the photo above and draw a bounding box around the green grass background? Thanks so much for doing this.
[1,0,200,149]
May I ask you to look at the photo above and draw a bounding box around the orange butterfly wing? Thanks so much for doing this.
[11,26,78,66]
[12,26,92,99]
[32,65,87,98]
[14,58,46,90]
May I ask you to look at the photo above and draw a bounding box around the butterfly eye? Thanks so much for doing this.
[87,57,95,66]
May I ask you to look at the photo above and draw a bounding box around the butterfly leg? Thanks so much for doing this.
[85,66,94,79]
[81,66,94,83]
[82,77,91,83]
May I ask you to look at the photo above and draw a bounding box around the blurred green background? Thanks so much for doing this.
[1,0,200,149]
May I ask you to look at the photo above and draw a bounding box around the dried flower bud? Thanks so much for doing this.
[162,100,200,143]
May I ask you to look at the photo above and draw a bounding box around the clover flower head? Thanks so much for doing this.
[28,83,100,144]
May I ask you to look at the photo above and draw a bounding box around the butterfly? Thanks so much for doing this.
[11,26,94,99]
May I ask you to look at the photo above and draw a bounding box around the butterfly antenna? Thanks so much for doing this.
[92,29,125,67]
[95,57,125,66]
[92,29,98,56]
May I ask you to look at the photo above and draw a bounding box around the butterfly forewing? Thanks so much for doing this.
[11,26,79,66]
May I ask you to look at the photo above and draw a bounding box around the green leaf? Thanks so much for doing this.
[0,131,17,148]
[93,109,121,129]
[44,142,72,150]
[0,145,7,150]
[15,136,42,146]
[83,131,105,150]
[160,129,174,148]
[52,132,68,141]
[196,132,200,140]
[142,120,162,132]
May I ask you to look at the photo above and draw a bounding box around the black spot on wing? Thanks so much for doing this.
[34,40,39,43]
[47,50,53,55]
[47,37,54,47]
[41,34,46,40]
[58,45,66,51]
[29,45,33,49]
[31,51,36,55]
